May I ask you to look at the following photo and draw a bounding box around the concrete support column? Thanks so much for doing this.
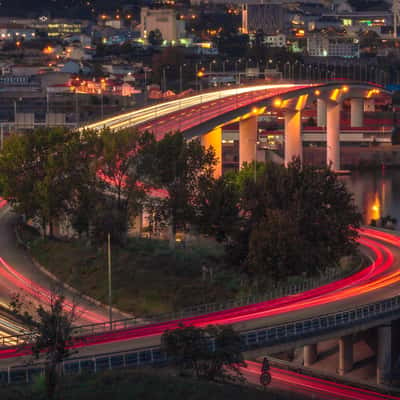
[132,212,143,237]
[284,110,302,166]
[377,324,392,385]
[317,99,327,127]
[350,98,364,127]
[239,116,258,167]
[304,344,318,367]
[338,335,353,376]
[201,127,222,178]
[364,98,375,112]
[326,101,341,171]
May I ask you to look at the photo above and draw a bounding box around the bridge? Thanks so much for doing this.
[0,81,398,398]
[83,81,391,173]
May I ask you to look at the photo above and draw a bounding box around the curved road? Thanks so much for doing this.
[244,361,399,400]
[0,221,399,363]
[0,204,128,331]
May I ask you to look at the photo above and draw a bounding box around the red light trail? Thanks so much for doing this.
[0,227,396,358]
[244,361,399,400]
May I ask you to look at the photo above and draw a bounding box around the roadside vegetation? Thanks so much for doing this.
[0,367,310,400]
[1,128,362,315]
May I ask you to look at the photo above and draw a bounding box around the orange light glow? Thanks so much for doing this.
[43,46,54,54]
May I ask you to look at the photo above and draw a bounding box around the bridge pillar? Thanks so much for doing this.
[304,344,318,367]
[284,110,302,165]
[131,212,143,237]
[350,98,364,128]
[317,99,327,127]
[239,116,258,167]
[338,335,353,375]
[364,98,375,112]
[201,127,222,178]
[326,101,341,171]
[377,324,392,385]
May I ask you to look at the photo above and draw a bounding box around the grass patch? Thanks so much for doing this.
[18,225,362,317]
[19,226,240,315]
[0,367,309,400]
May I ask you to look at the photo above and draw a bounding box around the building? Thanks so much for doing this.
[140,7,185,43]
[265,33,286,47]
[46,20,84,37]
[0,17,89,39]
[0,27,36,41]
[307,33,359,57]
[242,4,287,34]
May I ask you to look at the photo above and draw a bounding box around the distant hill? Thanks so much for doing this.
[0,0,146,18]
[348,0,391,12]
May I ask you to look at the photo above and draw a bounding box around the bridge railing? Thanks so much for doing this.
[2,294,400,385]
[0,264,352,347]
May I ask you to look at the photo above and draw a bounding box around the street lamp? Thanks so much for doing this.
[254,140,260,183]
[197,70,204,91]
[107,233,112,329]
[209,59,216,73]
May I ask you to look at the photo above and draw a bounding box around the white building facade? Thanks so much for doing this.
[140,7,185,43]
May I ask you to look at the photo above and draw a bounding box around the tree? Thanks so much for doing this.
[227,160,362,279]
[139,131,216,247]
[92,128,151,244]
[0,128,86,236]
[161,324,246,382]
[148,29,163,46]
[10,293,76,400]
[195,174,241,242]
[246,209,307,282]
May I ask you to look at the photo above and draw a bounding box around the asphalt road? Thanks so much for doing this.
[0,218,399,369]
[0,206,127,331]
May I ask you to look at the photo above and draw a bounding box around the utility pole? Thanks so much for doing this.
[107,233,112,329]
[394,0,399,39]
[74,89,79,127]
[162,68,167,92]
[100,90,104,120]
[179,64,183,93]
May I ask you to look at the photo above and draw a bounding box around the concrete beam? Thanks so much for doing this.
[304,343,318,367]
[284,110,302,166]
[239,116,258,167]
[201,127,222,178]
[350,98,364,128]
[317,99,326,127]
[338,335,353,376]
[326,101,341,171]
[377,324,392,385]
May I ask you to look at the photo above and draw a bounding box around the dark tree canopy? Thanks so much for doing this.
[224,160,362,281]
[161,324,246,382]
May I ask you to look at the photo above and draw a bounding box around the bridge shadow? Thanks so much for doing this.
[318,343,339,361]
[352,355,376,371]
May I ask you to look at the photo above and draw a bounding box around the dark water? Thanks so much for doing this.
[340,169,400,225]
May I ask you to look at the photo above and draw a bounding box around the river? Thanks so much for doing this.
[340,168,400,226]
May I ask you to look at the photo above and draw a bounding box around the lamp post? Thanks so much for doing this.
[144,69,148,105]
[209,59,216,73]
[162,67,167,92]
[74,88,79,126]
[254,140,260,183]
[99,89,104,120]
[107,233,112,329]
[179,64,183,93]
